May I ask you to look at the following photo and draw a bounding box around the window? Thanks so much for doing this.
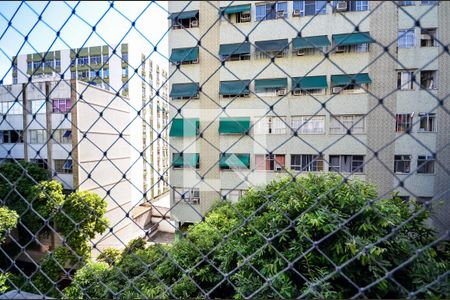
[53,129,72,144]
[335,43,369,53]
[103,68,109,78]
[418,113,436,132]
[1,101,23,115]
[394,155,411,173]
[29,129,47,144]
[255,154,285,171]
[27,61,32,70]
[395,113,413,132]
[122,67,128,77]
[254,116,287,134]
[417,155,434,174]
[122,53,128,63]
[31,100,46,114]
[220,189,246,202]
[349,1,369,11]
[291,116,325,134]
[78,70,89,79]
[332,84,367,94]
[54,159,73,174]
[103,55,109,64]
[30,158,48,169]
[172,13,199,29]
[329,115,365,134]
[52,99,72,113]
[77,57,89,65]
[329,155,364,173]
[398,29,416,48]
[420,70,437,89]
[398,1,416,5]
[0,130,23,143]
[421,28,437,47]
[44,60,54,69]
[421,0,437,4]
[291,154,324,171]
[90,55,101,65]
[174,187,200,204]
[222,53,250,61]
[55,59,61,67]
[256,2,287,21]
[293,1,327,16]
[33,61,41,69]
[397,70,415,90]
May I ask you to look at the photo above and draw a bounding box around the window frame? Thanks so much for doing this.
[291,115,325,134]
[329,155,365,173]
[255,154,286,171]
[395,113,413,132]
[398,29,416,48]
[29,129,47,144]
[174,187,200,204]
[394,155,411,173]
[54,159,73,174]
[329,114,365,134]
[290,154,324,171]
[417,155,435,174]
[420,70,438,90]
[418,113,436,132]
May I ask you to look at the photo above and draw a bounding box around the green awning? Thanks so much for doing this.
[219,80,250,95]
[219,117,250,134]
[255,39,289,52]
[331,73,372,86]
[32,54,43,62]
[169,10,199,20]
[293,35,330,49]
[173,153,199,168]
[332,32,374,46]
[170,47,199,63]
[219,153,250,169]
[221,4,251,14]
[255,78,287,92]
[169,118,199,137]
[219,42,250,56]
[78,47,89,57]
[90,46,102,56]
[170,83,199,98]
[292,76,328,90]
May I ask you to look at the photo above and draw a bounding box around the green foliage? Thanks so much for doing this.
[64,174,449,299]
[97,248,121,265]
[0,207,18,243]
[63,261,111,299]
[0,162,48,238]
[0,207,18,293]
[55,190,109,257]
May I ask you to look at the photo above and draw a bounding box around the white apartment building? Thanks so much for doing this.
[167,1,450,234]
[0,80,147,249]
[12,42,169,202]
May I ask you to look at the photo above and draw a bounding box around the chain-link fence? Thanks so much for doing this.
[0,0,449,298]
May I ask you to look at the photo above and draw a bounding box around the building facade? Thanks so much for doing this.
[12,42,169,202]
[0,80,146,249]
[167,0,449,232]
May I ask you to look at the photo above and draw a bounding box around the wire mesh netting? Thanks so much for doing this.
[0,0,449,299]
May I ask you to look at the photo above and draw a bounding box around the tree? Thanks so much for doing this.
[63,174,449,299]
[55,190,109,258]
[0,162,49,240]
[0,207,18,293]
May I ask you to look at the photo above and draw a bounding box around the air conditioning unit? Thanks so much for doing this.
[240,12,251,22]
[191,19,199,27]
[332,87,343,94]
[191,198,200,204]
[172,24,182,29]
[293,89,302,96]
[296,50,305,56]
[276,11,285,18]
[292,9,301,16]
[335,45,347,53]
[277,88,287,96]
[336,1,348,11]
[192,93,200,99]
[189,58,199,64]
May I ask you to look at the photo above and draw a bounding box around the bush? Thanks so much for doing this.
[64,174,450,299]
[0,207,18,293]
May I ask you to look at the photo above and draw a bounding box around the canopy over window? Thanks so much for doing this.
[331,73,372,86]
[219,153,250,168]
[292,35,331,49]
[170,47,199,63]
[219,42,251,56]
[219,80,250,95]
[219,117,251,134]
[169,10,199,20]
[292,76,328,90]
[255,39,289,52]
[170,83,199,98]
[173,153,199,168]
[169,118,200,137]
[332,32,374,46]
[220,4,251,15]
[255,78,287,92]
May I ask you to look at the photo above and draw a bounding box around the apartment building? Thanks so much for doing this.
[11,42,169,202]
[0,80,147,249]
[167,0,450,232]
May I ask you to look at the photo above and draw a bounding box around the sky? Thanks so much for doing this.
[0,1,170,84]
